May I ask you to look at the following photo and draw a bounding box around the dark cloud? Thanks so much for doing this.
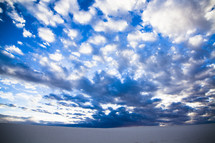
[0,114,31,123]
[31,109,51,114]
[0,50,73,90]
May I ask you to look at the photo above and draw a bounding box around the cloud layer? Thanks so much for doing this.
[0,0,214,128]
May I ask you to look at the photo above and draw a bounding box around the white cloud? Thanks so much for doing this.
[38,27,55,43]
[30,1,64,26]
[121,49,140,65]
[79,43,93,54]
[5,45,24,55]
[204,0,215,35]
[73,8,96,25]
[94,18,128,32]
[71,52,80,57]
[23,29,33,38]
[8,10,25,28]
[211,50,215,58]
[127,30,157,48]
[54,0,79,16]
[0,91,14,101]
[93,0,146,17]
[49,62,63,73]
[17,41,23,45]
[100,44,117,55]
[60,38,77,48]
[39,56,49,66]
[63,28,78,40]
[49,50,63,62]
[142,0,214,43]
[188,35,204,47]
[88,35,106,45]
[0,7,3,13]
[2,51,15,58]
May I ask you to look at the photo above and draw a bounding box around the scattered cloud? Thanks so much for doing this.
[64,28,78,40]
[5,45,24,55]
[88,35,107,45]
[0,0,215,128]
[188,35,204,47]
[79,42,93,54]
[49,50,63,62]
[23,29,34,38]
[93,18,128,32]
[73,8,96,25]
[38,27,55,43]
[127,30,157,48]
[8,10,25,28]
[30,1,64,26]
[93,0,146,17]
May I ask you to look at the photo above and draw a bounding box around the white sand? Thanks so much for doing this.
[0,123,215,143]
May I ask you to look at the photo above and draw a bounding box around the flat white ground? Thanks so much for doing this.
[0,123,215,143]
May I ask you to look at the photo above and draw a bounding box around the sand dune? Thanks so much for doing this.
[0,123,215,143]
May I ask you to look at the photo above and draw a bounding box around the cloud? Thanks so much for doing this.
[8,10,25,28]
[49,50,63,62]
[100,44,117,55]
[127,30,157,48]
[5,45,24,55]
[142,0,214,43]
[79,42,93,54]
[23,1,64,26]
[2,51,15,58]
[63,28,78,40]
[0,0,215,128]
[0,51,72,91]
[93,0,146,17]
[0,91,14,101]
[0,7,3,13]
[73,7,96,25]
[188,35,204,47]
[23,29,34,38]
[93,18,128,32]
[88,35,107,45]
[54,0,79,16]
[38,27,55,43]
[17,41,23,45]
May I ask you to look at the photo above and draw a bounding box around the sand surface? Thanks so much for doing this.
[0,123,215,143]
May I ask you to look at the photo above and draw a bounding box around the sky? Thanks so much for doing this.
[0,0,215,128]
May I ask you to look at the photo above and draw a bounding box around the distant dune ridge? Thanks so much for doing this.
[0,123,215,143]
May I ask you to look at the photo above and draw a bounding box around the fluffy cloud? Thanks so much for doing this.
[30,1,64,26]
[54,0,79,16]
[49,50,63,62]
[127,30,157,48]
[5,45,24,55]
[63,28,78,40]
[188,35,204,47]
[100,44,117,55]
[94,18,128,32]
[93,0,146,17]
[88,35,107,45]
[8,10,25,28]
[23,29,34,38]
[0,0,215,128]
[142,0,214,43]
[0,91,14,101]
[79,42,93,54]
[73,8,96,25]
[38,27,55,43]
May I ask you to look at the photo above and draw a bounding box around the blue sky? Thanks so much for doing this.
[0,0,215,128]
